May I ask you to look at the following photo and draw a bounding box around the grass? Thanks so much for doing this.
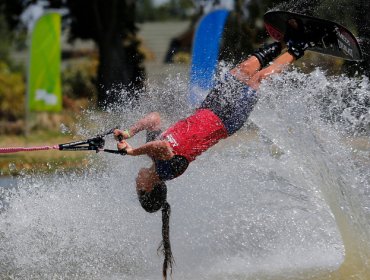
[0,130,91,176]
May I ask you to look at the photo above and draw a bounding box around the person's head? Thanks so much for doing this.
[137,181,174,279]
[137,181,167,213]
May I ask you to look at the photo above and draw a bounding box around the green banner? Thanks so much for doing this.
[28,12,62,112]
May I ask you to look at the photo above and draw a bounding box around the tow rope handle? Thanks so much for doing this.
[58,127,127,155]
[0,127,127,155]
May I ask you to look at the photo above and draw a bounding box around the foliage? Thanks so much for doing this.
[62,58,98,100]
[0,15,10,64]
[137,0,194,22]
[0,56,97,134]
[136,0,156,22]
[219,0,283,63]
[0,0,23,30]
[2,0,146,107]
[66,0,145,107]
[0,61,25,122]
[0,1,27,66]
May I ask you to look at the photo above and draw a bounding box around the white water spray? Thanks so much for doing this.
[0,67,369,279]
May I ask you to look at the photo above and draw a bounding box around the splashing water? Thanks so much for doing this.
[0,67,369,280]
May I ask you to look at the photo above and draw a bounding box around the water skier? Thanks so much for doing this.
[114,40,310,279]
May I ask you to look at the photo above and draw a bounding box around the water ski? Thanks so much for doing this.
[264,11,363,61]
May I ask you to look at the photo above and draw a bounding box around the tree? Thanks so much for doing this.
[219,0,288,63]
[136,0,156,22]
[311,0,370,77]
[0,0,23,30]
[1,0,145,107]
[354,1,370,77]
[66,0,145,107]
[0,0,23,65]
[341,0,370,77]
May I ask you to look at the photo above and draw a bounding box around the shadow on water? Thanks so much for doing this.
[0,67,369,279]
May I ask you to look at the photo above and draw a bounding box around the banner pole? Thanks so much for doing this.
[25,21,33,137]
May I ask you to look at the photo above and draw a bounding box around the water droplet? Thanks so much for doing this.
[60,123,71,134]
[8,163,16,173]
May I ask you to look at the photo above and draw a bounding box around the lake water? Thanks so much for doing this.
[0,68,369,280]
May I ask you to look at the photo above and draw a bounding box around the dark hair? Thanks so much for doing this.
[138,182,167,213]
[137,182,174,279]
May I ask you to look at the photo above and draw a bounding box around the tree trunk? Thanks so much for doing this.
[97,36,129,107]
[93,0,144,108]
[65,0,145,107]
